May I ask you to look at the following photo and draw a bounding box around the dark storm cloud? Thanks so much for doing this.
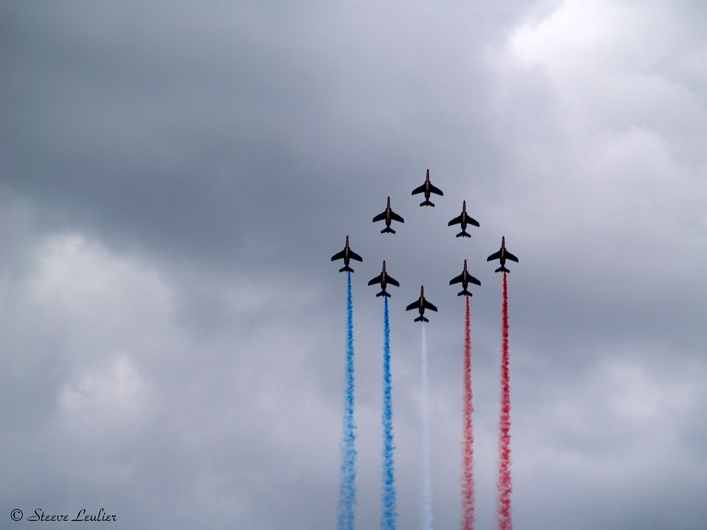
[4,2,345,258]
[3,0,538,264]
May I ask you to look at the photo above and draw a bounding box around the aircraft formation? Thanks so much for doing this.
[331,169,518,321]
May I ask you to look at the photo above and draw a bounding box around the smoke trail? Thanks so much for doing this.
[338,271,357,530]
[381,296,397,530]
[420,324,433,530]
[460,295,475,530]
[496,272,512,530]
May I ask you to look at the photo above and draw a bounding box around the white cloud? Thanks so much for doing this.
[28,234,173,351]
[606,359,692,420]
[504,0,707,136]
[485,0,707,287]
[58,354,152,424]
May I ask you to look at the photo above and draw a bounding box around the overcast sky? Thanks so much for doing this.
[2,1,707,529]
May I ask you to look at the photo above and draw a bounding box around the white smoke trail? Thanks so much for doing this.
[420,324,433,530]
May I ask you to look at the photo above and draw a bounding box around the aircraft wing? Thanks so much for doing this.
[423,300,438,312]
[368,274,382,286]
[429,184,443,196]
[449,273,463,285]
[331,250,346,261]
[448,214,462,226]
[372,212,386,222]
[387,276,400,287]
[487,250,502,261]
[390,211,405,223]
[349,250,363,262]
[506,251,519,263]
[411,184,425,195]
[468,275,481,286]
[406,300,421,311]
[462,214,480,227]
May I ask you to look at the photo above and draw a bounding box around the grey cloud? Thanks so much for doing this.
[3,1,707,529]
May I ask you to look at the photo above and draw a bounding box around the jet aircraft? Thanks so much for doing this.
[448,200,479,237]
[487,236,519,273]
[406,286,438,322]
[449,259,481,296]
[373,197,405,234]
[411,169,444,207]
[368,260,400,297]
[331,235,363,272]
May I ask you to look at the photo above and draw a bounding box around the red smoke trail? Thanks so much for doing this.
[460,295,475,530]
[496,272,512,530]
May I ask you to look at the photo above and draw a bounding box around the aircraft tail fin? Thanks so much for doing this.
[414,315,429,323]
[456,231,471,238]
[420,200,435,207]
[381,227,396,234]
[495,265,510,273]
[458,289,472,297]
[340,265,354,273]
[376,291,391,297]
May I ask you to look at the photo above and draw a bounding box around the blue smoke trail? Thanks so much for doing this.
[338,271,357,530]
[381,296,397,530]
[420,324,433,530]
